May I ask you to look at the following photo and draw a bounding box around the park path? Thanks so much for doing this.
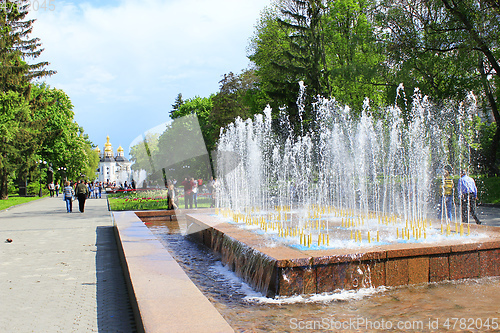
[0,196,137,332]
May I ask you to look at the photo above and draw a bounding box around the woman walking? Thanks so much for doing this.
[63,181,74,213]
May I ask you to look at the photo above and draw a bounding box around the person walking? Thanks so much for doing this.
[63,181,74,213]
[75,180,90,213]
[48,182,55,197]
[55,181,60,197]
[457,169,481,225]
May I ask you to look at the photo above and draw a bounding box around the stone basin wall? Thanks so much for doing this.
[185,213,500,297]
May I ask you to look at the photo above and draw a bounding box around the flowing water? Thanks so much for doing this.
[148,221,500,332]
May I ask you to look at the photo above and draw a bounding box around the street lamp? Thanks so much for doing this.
[38,160,47,197]
[58,167,67,182]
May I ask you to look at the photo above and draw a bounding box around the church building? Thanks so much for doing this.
[95,136,132,185]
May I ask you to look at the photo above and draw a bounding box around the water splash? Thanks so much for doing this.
[215,87,480,246]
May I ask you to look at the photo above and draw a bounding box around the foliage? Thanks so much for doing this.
[171,95,215,154]
[476,175,500,204]
[248,0,387,131]
[26,180,45,196]
[0,3,97,198]
[323,0,387,109]
[209,71,267,144]
[0,91,43,199]
[0,0,55,95]
[156,114,212,182]
[130,132,160,174]
[377,0,500,174]
[29,84,98,181]
[170,93,184,118]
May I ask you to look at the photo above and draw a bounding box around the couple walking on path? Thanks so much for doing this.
[63,180,90,213]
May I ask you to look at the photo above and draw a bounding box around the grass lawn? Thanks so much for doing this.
[0,195,44,211]
[477,176,500,205]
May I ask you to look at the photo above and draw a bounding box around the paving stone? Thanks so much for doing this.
[0,197,137,332]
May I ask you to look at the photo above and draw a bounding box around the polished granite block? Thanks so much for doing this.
[429,255,450,282]
[449,251,480,280]
[480,249,500,277]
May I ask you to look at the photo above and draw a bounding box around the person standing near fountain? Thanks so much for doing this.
[191,177,198,209]
[457,170,481,225]
[439,169,454,222]
[182,177,194,209]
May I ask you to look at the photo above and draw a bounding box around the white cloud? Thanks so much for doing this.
[26,0,271,150]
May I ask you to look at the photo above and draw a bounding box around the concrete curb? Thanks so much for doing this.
[113,211,234,333]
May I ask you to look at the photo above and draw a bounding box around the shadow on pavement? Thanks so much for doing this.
[96,226,138,333]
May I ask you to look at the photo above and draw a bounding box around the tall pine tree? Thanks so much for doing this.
[0,0,55,198]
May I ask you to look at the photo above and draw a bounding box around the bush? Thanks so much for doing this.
[7,179,18,195]
[476,176,500,205]
[26,181,48,196]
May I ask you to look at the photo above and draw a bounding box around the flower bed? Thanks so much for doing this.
[108,189,213,211]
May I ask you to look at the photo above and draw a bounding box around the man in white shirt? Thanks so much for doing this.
[457,170,481,225]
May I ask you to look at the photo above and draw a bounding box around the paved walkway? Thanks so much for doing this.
[0,196,137,332]
[477,205,500,227]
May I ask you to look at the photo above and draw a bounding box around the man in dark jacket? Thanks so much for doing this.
[75,180,90,213]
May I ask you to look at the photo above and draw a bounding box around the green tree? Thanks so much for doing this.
[170,93,184,118]
[323,0,387,109]
[0,0,56,198]
[210,70,269,134]
[0,91,42,198]
[0,0,55,95]
[130,132,160,175]
[250,0,329,128]
[379,0,500,174]
[249,0,387,131]
[171,95,215,153]
[30,84,75,168]
[249,7,295,114]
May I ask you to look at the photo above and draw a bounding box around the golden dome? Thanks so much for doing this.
[104,136,113,152]
[117,146,124,152]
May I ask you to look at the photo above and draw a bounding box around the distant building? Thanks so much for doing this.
[95,136,132,185]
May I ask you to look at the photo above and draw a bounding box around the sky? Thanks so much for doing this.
[27,0,272,156]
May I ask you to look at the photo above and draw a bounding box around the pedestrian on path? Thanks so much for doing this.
[48,182,55,197]
[63,181,74,213]
[75,180,90,213]
[458,169,481,225]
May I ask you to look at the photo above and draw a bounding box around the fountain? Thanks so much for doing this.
[184,84,500,297]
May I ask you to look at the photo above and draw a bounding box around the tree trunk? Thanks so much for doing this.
[0,167,8,200]
[479,58,500,175]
